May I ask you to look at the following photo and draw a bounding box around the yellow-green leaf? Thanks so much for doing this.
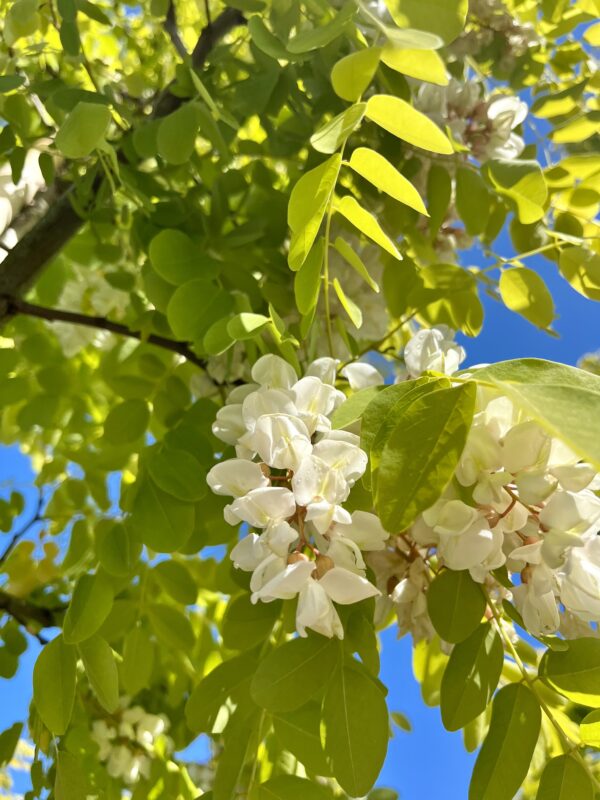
[384,0,468,44]
[33,636,77,735]
[536,755,594,800]
[558,246,600,301]
[335,195,402,259]
[580,709,600,747]
[348,147,428,215]
[334,237,379,292]
[333,277,362,328]
[288,154,341,271]
[78,635,119,713]
[63,572,114,645]
[56,102,111,159]
[310,104,366,154]
[488,159,548,224]
[499,267,555,329]
[365,94,453,154]
[381,45,448,85]
[295,237,324,315]
[331,48,381,101]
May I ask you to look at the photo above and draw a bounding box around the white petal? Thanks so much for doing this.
[333,510,388,550]
[296,580,344,638]
[340,362,384,391]
[252,558,315,602]
[212,404,245,445]
[262,520,299,557]
[306,357,340,385]
[243,414,312,471]
[251,354,298,390]
[319,567,380,604]
[242,388,297,430]
[207,459,269,497]
[230,533,270,571]
[226,487,296,528]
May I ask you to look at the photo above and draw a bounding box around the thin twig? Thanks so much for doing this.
[204,0,212,26]
[2,295,209,370]
[0,492,44,566]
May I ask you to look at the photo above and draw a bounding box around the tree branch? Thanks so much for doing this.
[165,0,188,60]
[1,296,209,370]
[0,8,247,312]
[0,590,57,643]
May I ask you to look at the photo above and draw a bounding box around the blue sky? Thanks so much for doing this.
[1,250,599,798]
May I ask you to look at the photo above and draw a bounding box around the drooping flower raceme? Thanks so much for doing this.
[208,354,387,639]
[90,699,171,784]
[405,384,600,637]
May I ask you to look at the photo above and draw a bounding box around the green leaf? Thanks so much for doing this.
[96,521,140,578]
[63,572,114,644]
[222,594,281,650]
[413,636,448,706]
[365,94,453,154]
[540,638,600,707]
[129,475,195,553]
[146,446,206,502]
[0,75,26,92]
[157,102,199,164]
[254,776,332,799]
[332,386,383,430]
[427,570,486,644]
[333,277,363,328]
[0,723,22,768]
[55,750,89,800]
[440,622,503,731]
[248,16,294,60]
[121,626,154,696]
[103,399,149,444]
[331,48,381,101]
[380,45,448,85]
[287,3,356,53]
[558,246,600,301]
[186,653,256,733]
[273,702,331,776]
[335,195,402,259]
[167,278,231,342]
[323,664,389,797]
[487,160,548,225]
[375,383,476,531]
[334,236,380,291]
[349,147,428,216]
[536,755,594,800]
[203,316,236,356]
[288,154,341,271]
[148,603,195,650]
[55,102,111,158]
[499,267,555,329]
[152,560,197,605]
[456,168,490,235]
[295,237,324,315]
[427,164,452,235]
[33,636,77,735]
[472,359,600,471]
[251,635,339,712]
[149,229,202,285]
[78,635,119,713]
[469,684,541,800]
[227,312,271,341]
[580,708,600,747]
[214,705,258,800]
[385,0,468,44]
[311,103,366,154]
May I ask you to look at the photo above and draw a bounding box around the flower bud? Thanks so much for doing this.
[315,554,335,578]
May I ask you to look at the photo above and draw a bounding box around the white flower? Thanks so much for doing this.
[332,511,388,551]
[306,357,339,385]
[251,354,298,389]
[501,421,550,473]
[242,388,297,431]
[311,436,368,485]
[559,534,600,622]
[539,490,600,533]
[212,404,245,446]
[251,557,316,603]
[262,520,299,556]
[512,569,560,636]
[326,536,367,575]
[230,533,269,570]
[318,567,380,604]
[340,362,384,390]
[438,517,503,572]
[206,459,269,497]
[224,486,296,528]
[403,326,465,378]
[305,500,352,534]
[292,376,340,434]
[296,580,344,639]
[241,413,312,470]
[485,95,527,160]
[292,455,350,507]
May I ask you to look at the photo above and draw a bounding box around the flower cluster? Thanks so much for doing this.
[208,354,387,639]
[91,701,171,784]
[408,385,600,637]
[400,325,466,380]
[416,79,528,162]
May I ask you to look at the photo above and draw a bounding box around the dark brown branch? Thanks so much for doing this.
[0,590,56,643]
[0,492,44,567]
[0,8,247,310]
[165,0,188,60]
[2,296,209,370]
